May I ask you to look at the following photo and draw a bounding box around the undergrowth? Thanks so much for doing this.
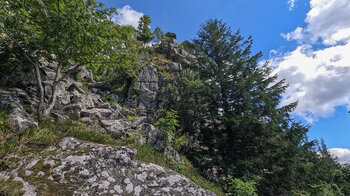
[132,143,224,195]
[0,110,223,195]
[0,179,24,196]
[0,113,119,158]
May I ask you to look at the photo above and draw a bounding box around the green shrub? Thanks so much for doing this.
[173,133,190,152]
[101,94,117,104]
[226,177,258,196]
[155,109,179,146]
[308,183,344,196]
[155,109,191,151]
[291,190,311,196]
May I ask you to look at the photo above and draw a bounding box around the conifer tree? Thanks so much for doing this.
[137,15,154,44]
[153,26,164,43]
[187,19,306,192]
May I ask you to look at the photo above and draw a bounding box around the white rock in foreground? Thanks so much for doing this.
[0,137,216,196]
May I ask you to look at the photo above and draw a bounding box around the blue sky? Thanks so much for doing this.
[103,0,309,57]
[101,0,350,163]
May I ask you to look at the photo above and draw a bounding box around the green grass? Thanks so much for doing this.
[132,143,225,195]
[0,116,121,158]
[0,110,223,195]
[126,115,137,121]
[0,179,24,196]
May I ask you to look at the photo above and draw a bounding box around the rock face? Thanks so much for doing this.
[0,88,38,131]
[0,137,216,196]
[125,33,193,115]
[0,33,212,195]
[0,63,166,146]
[127,62,160,115]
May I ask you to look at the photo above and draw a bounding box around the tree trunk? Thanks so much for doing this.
[44,63,62,116]
[34,62,45,123]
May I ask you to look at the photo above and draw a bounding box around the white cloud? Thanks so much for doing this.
[271,0,350,122]
[282,27,304,41]
[288,0,297,11]
[329,148,350,164]
[271,42,350,122]
[282,0,350,45]
[113,5,143,28]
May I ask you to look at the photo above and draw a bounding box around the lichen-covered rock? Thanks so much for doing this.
[137,123,165,147]
[0,89,38,131]
[100,119,126,138]
[164,146,181,162]
[0,137,216,196]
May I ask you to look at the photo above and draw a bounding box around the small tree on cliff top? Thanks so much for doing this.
[137,15,154,44]
[0,0,120,122]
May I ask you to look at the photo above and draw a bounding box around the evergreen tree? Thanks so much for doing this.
[192,19,291,167]
[173,69,209,136]
[137,15,154,44]
[182,19,326,194]
[153,26,164,43]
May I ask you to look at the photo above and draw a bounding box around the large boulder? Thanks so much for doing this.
[0,137,216,196]
[0,89,37,131]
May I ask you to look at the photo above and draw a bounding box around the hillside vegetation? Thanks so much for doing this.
[1,0,350,195]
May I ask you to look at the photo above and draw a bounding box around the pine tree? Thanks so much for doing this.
[153,26,164,43]
[137,15,154,44]
[188,19,307,191]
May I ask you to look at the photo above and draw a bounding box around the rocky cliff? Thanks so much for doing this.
[0,34,215,195]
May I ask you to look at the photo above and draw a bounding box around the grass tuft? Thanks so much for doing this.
[0,116,120,158]
[0,179,24,196]
[132,143,224,195]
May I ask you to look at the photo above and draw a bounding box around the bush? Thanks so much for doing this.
[226,177,258,196]
[155,109,179,146]
[100,94,117,104]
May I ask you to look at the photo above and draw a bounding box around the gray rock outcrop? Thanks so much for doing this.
[0,64,166,147]
[0,137,216,196]
[127,62,160,115]
[0,88,38,131]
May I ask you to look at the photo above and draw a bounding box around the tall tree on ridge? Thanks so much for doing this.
[137,15,154,44]
[192,18,298,182]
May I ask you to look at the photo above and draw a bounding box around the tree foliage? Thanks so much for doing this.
[170,19,347,195]
[155,109,180,146]
[153,26,164,43]
[137,15,154,44]
[0,0,120,121]
[226,177,258,196]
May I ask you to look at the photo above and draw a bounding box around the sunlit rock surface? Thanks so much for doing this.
[0,137,216,196]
